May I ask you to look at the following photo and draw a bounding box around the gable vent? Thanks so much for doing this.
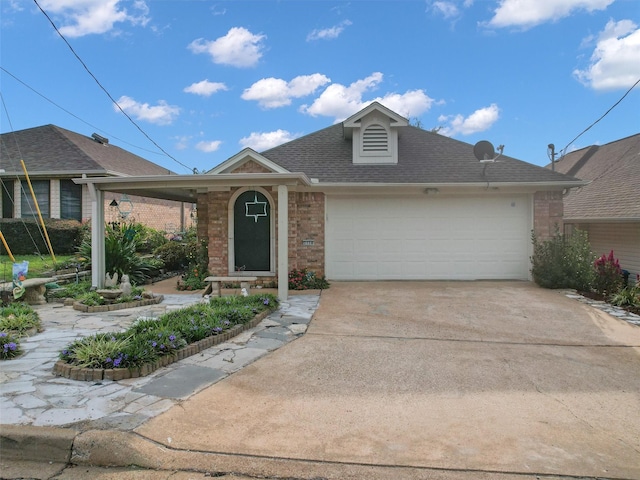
[362,124,388,152]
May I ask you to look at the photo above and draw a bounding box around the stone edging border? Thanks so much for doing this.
[72,295,164,313]
[52,309,272,381]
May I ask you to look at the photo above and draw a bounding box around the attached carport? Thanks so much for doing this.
[74,172,312,301]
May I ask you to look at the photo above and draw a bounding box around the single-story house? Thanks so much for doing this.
[552,133,639,283]
[75,103,585,299]
[0,124,194,233]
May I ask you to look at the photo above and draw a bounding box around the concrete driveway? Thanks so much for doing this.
[134,281,640,479]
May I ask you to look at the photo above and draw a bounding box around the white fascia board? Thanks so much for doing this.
[206,148,290,175]
[73,172,312,189]
[0,170,109,178]
[306,180,588,193]
[564,217,640,224]
[343,102,409,128]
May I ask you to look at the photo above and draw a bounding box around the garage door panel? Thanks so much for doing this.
[327,195,531,280]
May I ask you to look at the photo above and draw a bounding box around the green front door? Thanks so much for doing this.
[234,190,271,271]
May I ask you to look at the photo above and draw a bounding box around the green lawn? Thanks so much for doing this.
[0,254,78,279]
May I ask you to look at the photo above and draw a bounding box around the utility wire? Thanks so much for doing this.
[559,76,640,157]
[32,0,194,173]
[1,66,167,158]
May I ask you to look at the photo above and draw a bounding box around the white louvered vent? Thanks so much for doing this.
[362,124,388,152]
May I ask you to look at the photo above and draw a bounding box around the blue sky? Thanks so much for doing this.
[1,0,639,174]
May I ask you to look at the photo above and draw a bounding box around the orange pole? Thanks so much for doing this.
[20,160,57,264]
[0,231,16,262]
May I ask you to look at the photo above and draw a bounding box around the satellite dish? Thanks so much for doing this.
[473,140,496,162]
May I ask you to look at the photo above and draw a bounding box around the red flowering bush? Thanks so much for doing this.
[288,268,329,290]
[593,250,624,296]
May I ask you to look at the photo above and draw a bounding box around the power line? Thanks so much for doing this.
[559,76,640,157]
[32,0,194,173]
[1,66,166,158]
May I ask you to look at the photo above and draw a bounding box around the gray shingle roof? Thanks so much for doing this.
[261,124,580,184]
[552,133,640,219]
[0,125,174,177]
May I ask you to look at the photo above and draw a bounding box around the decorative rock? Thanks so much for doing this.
[105,272,118,288]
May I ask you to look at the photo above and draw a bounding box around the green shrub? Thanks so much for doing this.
[48,281,92,299]
[153,241,188,271]
[0,303,41,360]
[0,219,85,255]
[609,286,640,307]
[0,303,41,334]
[530,228,595,290]
[127,223,168,254]
[593,250,624,296]
[288,268,330,290]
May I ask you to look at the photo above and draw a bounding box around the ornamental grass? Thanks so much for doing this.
[59,293,278,370]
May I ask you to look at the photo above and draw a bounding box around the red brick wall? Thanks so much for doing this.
[102,193,194,233]
[533,191,564,241]
[290,192,325,277]
[197,186,326,285]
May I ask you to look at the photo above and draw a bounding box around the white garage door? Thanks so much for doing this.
[326,195,531,280]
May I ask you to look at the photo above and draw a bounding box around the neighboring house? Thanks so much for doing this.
[75,102,585,298]
[552,133,640,283]
[0,124,193,233]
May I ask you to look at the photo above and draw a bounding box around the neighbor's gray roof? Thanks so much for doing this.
[552,133,640,220]
[261,123,581,185]
[0,124,174,177]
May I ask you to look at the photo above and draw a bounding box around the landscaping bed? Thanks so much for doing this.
[53,294,279,381]
[72,294,163,313]
[52,309,270,381]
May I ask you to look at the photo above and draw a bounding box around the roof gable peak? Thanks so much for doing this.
[343,102,409,130]
[207,148,290,175]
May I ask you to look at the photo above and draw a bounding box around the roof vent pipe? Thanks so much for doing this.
[91,133,109,144]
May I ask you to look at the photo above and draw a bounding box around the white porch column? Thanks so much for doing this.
[277,184,288,301]
[88,183,105,289]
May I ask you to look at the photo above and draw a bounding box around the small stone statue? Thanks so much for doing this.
[120,274,132,296]
[105,272,118,287]
[241,287,249,297]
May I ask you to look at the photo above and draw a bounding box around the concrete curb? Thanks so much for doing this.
[0,424,77,463]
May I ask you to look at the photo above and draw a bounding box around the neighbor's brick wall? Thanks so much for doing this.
[533,191,563,241]
[101,193,194,232]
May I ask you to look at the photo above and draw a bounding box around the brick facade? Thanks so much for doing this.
[102,193,194,233]
[533,190,564,241]
[196,173,562,283]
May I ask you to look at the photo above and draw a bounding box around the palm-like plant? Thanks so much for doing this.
[78,224,151,285]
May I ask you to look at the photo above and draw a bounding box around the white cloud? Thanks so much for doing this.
[241,74,331,108]
[573,20,640,90]
[195,140,222,152]
[188,27,265,68]
[40,0,150,37]
[487,0,613,30]
[183,80,228,97]
[430,1,460,19]
[300,72,435,122]
[437,104,500,136]
[307,20,352,41]
[239,130,300,151]
[115,95,179,125]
